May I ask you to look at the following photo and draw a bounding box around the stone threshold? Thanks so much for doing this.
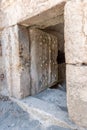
[10,88,78,130]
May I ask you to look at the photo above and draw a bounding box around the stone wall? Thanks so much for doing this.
[0,0,66,98]
[1,0,87,128]
[0,31,6,95]
[0,0,66,30]
[2,26,58,98]
[2,25,30,99]
[65,0,87,127]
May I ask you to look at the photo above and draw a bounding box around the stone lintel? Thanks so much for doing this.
[65,1,87,64]
[19,2,65,29]
[0,0,66,30]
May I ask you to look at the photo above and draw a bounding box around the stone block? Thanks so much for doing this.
[2,25,30,99]
[2,26,58,98]
[0,0,66,30]
[0,31,7,94]
[29,29,58,95]
[66,64,87,127]
[65,1,87,64]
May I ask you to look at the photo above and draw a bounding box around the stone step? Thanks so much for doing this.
[34,88,67,109]
[11,96,78,130]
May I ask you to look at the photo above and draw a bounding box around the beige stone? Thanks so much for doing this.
[65,1,87,64]
[0,0,66,30]
[29,28,58,95]
[2,25,30,99]
[66,64,87,127]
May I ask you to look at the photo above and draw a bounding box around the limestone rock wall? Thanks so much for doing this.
[0,0,66,98]
[2,25,30,99]
[2,26,58,98]
[66,65,87,127]
[0,0,66,30]
[65,0,87,127]
[0,31,6,95]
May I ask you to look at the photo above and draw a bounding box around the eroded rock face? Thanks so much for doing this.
[2,26,58,98]
[65,0,87,64]
[65,0,87,127]
[2,25,30,99]
[66,64,87,127]
[0,0,66,30]
[29,28,58,95]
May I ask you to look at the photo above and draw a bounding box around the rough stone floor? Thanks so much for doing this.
[0,84,86,130]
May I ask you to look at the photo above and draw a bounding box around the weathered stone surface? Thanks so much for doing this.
[0,31,6,94]
[66,64,87,127]
[29,29,58,95]
[1,27,58,98]
[65,1,87,64]
[0,0,66,30]
[2,25,30,99]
